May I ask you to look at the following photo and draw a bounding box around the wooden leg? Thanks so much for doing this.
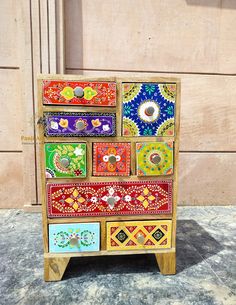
[44,257,70,281]
[155,252,176,275]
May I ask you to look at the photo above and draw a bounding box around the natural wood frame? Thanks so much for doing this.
[37,74,180,281]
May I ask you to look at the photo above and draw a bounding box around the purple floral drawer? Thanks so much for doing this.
[43,112,116,137]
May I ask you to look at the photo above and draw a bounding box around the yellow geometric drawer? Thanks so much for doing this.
[106,220,172,251]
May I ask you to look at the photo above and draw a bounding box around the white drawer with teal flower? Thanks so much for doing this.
[49,223,100,253]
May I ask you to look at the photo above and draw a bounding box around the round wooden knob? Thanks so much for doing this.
[60,157,70,168]
[137,233,145,244]
[150,154,161,165]
[74,86,84,98]
[107,197,116,208]
[76,121,85,131]
[145,106,155,116]
[69,237,78,246]
[108,155,117,164]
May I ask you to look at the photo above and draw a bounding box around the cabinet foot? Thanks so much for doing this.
[44,257,70,281]
[155,252,176,275]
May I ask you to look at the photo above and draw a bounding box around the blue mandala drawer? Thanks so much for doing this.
[122,83,176,137]
[48,223,100,253]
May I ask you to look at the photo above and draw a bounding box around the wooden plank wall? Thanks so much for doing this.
[0,0,235,208]
[65,0,236,205]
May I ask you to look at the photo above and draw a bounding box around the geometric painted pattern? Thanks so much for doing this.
[107,220,172,250]
[49,223,100,253]
[43,80,116,106]
[45,143,86,178]
[93,142,131,176]
[122,83,176,136]
[136,142,173,176]
[46,180,172,217]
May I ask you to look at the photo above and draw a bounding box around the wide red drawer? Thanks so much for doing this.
[47,180,172,217]
[43,80,116,106]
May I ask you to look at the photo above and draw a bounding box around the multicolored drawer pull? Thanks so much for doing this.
[45,143,86,178]
[93,142,131,176]
[122,83,176,136]
[43,112,116,137]
[46,180,172,217]
[43,80,116,106]
[107,220,172,251]
[136,142,173,176]
[49,223,100,253]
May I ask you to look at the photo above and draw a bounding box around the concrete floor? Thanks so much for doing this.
[0,207,235,305]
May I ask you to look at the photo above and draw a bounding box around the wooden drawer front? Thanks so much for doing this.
[107,220,172,251]
[47,181,172,217]
[49,223,100,253]
[43,80,116,106]
[44,112,116,137]
[136,142,173,176]
[45,143,86,178]
[93,142,131,176]
[122,83,176,137]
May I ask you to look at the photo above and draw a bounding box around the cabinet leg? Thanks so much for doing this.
[155,252,176,275]
[44,257,70,281]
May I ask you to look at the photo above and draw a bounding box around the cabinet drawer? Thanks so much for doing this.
[93,142,131,176]
[43,112,116,137]
[45,143,86,178]
[47,181,172,217]
[49,223,100,253]
[122,83,176,136]
[136,142,173,176]
[43,80,116,106]
[107,220,172,251]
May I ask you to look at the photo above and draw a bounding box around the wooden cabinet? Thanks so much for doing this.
[38,75,180,281]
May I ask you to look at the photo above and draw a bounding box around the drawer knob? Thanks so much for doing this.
[150,153,161,165]
[137,233,145,244]
[107,196,116,209]
[145,106,155,116]
[69,237,78,246]
[74,86,84,98]
[108,155,117,164]
[60,157,70,168]
[76,121,86,131]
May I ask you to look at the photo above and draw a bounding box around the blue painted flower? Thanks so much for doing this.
[143,127,153,135]
[164,105,174,115]
[124,104,132,116]
[145,84,156,95]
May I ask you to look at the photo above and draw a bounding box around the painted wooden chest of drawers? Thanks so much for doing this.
[38,76,180,281]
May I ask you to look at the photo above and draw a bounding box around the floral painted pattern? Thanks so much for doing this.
[44,112,116,137]
[93,142,131,176]
[122,83,176,136]
[136,142,173,176]
[49,223,100,253]
[43,80,116,106]
[46,181,172,217]
[45,143,86,178]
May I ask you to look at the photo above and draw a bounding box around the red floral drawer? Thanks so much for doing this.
[47,181,172,217]
[43,80,116,106]
[93,142,131,176]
